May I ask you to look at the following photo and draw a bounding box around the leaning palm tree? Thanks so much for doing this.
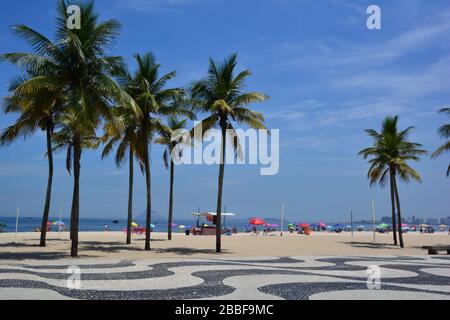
[0,71,63,247]
[101,107,139,244]
[358,116,427,248]
[190,54,269,253]
[121,52,186,251]
[431,108,450,177]
[156,117,189,240]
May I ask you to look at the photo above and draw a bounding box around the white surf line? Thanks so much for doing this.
[0,264,299,291]
[198,274,366,301]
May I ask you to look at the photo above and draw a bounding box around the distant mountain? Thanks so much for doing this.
[136,210,166,223]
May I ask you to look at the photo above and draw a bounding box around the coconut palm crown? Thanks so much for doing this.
[358,115,427,248]
[431,108,450,176]
[190,53,269,253]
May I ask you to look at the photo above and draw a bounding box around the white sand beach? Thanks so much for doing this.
[0,231,449,264]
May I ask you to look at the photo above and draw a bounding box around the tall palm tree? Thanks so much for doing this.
[2,0,139,256]
[121,52,186,251]
[51,113,100,241]
[190,54,269,253]
[101,107,139,244]
[431,108,450,176]
[358,116,427,248]
[156,117,189,240]
[0,73,63,247]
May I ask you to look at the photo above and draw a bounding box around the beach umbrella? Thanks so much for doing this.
[172,223,178,227]
[131,222,138,228]
[150,224,155,229]
[249,218,266,226]
[52,220,65,226]
[318,222,326,227]
[178,225,186,229]
[298,223,310,228]
[287,223,295,227]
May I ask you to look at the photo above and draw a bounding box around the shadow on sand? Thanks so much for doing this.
[0,251,88,261]
[154,247,232,256]
[342,241,400,250]
[79,241,144,253]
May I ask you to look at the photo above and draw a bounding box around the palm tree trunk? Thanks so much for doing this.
[126,148,134,245]
[70,136,81,257]
[393,175,405,248]
[168,160,174,241]
[39,124,54,247]
[389,169,398,246]
[215,123,226,253]
[144,143,152,251]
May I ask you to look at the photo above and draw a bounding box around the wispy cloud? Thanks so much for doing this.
[272,18,450,71]
[116,0,201,13]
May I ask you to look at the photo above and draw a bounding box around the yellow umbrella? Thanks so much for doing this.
[131,222,138,228]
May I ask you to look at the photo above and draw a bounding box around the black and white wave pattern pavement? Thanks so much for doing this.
[0,255,450,300]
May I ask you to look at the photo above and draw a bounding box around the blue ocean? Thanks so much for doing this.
[0,215,378,233]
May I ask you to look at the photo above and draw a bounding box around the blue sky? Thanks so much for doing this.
[0,0,449,222]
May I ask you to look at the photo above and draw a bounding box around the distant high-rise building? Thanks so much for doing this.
[381,216,391,224]
[440,217,450,225]
[415,218,424,224]
[426,218,439,225]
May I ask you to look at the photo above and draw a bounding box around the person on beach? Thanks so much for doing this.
[104,224,109,232]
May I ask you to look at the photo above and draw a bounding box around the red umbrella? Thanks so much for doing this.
[249,218,266,226]
[299,223,310,228]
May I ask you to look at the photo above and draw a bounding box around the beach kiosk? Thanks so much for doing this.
[192,212,236,235]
